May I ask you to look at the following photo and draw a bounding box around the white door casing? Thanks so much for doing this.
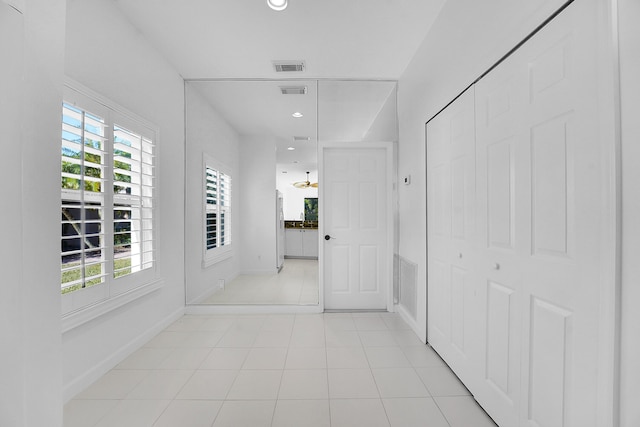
[320,142,393,311]
[276,190,284,269]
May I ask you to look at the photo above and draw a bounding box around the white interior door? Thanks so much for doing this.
[322,143,392,310]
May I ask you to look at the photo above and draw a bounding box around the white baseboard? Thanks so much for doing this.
[62,306,185,403]
[239,269,278,275]
[189,272,240,304]
[185,304,323,315]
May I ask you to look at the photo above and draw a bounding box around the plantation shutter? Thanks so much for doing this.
[218,171,231,246]
[205,166,218,249]
[205,166,231,251]
[113,125,155,278]
[61,103,107,292]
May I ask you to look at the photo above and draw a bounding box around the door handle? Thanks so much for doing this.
[324,234,333,241]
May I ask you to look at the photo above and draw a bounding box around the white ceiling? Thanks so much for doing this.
[114,0,445,175]
[113,0,447,80]
[188,79,397,174]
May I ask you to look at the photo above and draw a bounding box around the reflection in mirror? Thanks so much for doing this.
[317,80,398,144]
[184,80,397,306]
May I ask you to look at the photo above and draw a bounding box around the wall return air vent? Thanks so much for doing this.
[273,60,306,73]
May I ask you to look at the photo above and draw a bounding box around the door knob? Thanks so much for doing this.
[324,235,332,241]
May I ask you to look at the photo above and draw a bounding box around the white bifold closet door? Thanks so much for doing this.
[426,86,478,391]
[427,1,609,426]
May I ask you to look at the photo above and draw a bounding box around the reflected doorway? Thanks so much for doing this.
[184,80,397,308]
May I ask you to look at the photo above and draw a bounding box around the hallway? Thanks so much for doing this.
[64,312,496,426]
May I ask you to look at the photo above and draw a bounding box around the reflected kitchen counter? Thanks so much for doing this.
[284,221,319,258]
[284,220,318,229]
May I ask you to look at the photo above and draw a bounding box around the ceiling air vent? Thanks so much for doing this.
[280,86,308,95]
[293,136,311,142]
[273,60,306,73]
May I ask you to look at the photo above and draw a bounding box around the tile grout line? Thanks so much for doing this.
[214,316,246,425]
[154,319,220,426]
[270,313,296,426]
[324,312,333,426]
[430,395,454,427]
[362,312,393,427]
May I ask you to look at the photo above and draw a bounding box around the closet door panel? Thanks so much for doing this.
[519,2,602,425]
[475,1,603,426]
[427,87,477,389]
[486,138,516,250]
[475,47,527,427]
[485,280,516,395]
[530,114,573,258]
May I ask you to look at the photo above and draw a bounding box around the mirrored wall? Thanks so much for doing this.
[185,80,397,306]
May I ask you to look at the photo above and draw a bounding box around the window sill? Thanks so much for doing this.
[202,249,232,269]
[61,279,164,333]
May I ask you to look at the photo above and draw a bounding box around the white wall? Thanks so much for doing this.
[62,0,186,400]
[364,87,398,143]
[239,135,278,273]
[0,7,25,424]
[397,0,568,341]
[619,0,640,425]
[0,1,66,425]
[185,84,241,303]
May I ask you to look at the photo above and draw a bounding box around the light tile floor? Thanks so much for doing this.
[203,259,318,305]
[64,312,497,427]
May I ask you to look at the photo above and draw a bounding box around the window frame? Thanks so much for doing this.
[61,79,161,330]
[202,153,233,268]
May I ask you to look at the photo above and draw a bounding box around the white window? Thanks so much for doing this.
[61,82,157,318]
[203,156,232,267]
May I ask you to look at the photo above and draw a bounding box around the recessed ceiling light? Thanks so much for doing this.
[267,0,287,11]
[287,147,295,151]
[292,112,303,118]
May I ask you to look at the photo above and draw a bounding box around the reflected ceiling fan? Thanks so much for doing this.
[293,171,318,189]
